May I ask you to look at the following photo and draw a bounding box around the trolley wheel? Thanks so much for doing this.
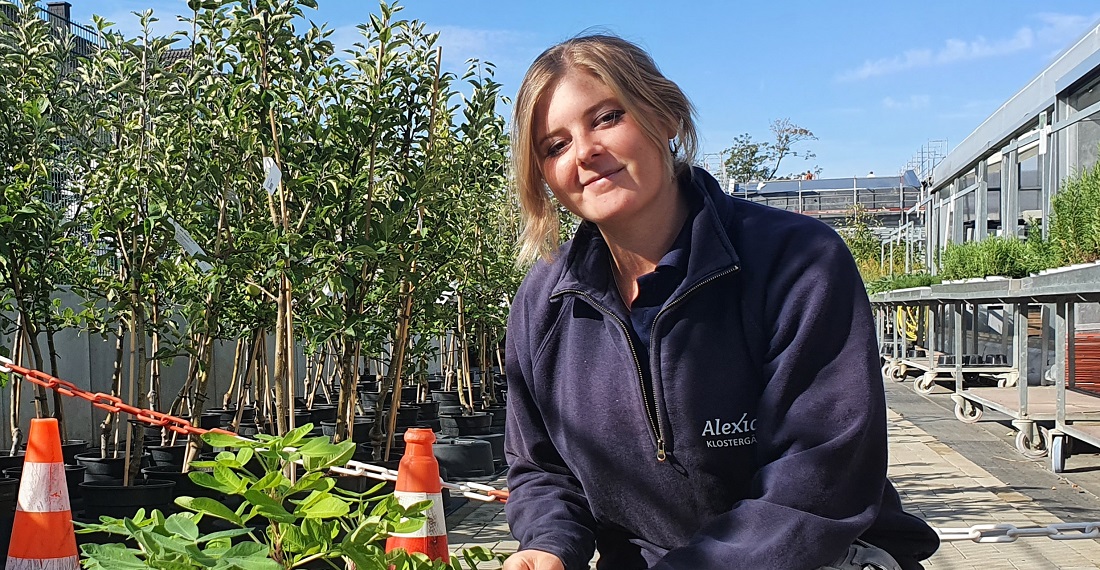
[1050,432,1066,473]
[954,400,983,424]
[889,363,907,382]
[1015,428,1049,459]
[913,373,936,395]
[881,362,893,379]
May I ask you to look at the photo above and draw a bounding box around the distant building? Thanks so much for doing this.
[727,171,924,238]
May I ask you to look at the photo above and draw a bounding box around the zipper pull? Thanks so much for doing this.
[656,438,667,462]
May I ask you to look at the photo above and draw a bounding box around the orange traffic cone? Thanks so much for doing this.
[385,428,449,562]
[7,418,78,569]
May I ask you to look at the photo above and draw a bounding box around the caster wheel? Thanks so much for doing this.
[914,374,936,394]
[881,363,893,379]
[954,400,983,424]
[890,363,907,382]
[1050,433,1066,473]
[1015,429,1049,459]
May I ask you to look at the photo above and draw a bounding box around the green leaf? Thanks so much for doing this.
[78,543,149,569]
[175,496,244,527]
[203,432,249,449]
[218,542,281,570]
[242,489,295,522]
[297,495,350,519]
[164,513,200,541]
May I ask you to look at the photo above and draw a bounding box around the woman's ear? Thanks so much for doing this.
[665,118,680,141]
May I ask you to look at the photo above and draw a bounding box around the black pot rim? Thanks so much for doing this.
[79,478,176,490]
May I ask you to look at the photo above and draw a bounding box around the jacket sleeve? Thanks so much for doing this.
[503,279,597,570]
[654,229,889,569]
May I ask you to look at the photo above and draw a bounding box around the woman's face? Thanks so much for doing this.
[533,69,675,229]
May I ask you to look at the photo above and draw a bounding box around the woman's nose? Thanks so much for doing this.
[574,131,602,164]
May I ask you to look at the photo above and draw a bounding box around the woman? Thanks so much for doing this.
[503,34,939,570]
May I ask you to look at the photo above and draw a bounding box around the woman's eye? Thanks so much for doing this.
[597,110,624,125]
[545,140,567,157]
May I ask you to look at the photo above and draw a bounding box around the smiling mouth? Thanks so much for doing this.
[582,167,624,187]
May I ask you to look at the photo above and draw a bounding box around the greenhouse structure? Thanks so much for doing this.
[875,19,1100,473]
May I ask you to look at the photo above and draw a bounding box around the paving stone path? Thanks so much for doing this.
[444,388,1100,569]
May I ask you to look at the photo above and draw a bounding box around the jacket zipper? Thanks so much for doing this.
[552,263,740,462]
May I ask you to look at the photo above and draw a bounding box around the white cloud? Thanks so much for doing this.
[433,25,535,73]
[836,12,1099,82]
[882,95,930,110]
[1034,12,1100,45]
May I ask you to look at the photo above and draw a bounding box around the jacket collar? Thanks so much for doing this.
[550,167,742,307]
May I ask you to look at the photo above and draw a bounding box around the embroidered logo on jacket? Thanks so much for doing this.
[701,413,757,447]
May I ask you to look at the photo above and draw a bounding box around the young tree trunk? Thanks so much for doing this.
[99,323,125,458]
[19,313,51,419]
[8,321,26,455]
[383,279,415,461]
[45,325,67,441]
[456,293,473,413]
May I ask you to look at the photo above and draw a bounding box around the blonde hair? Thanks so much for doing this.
[512,34,698,264]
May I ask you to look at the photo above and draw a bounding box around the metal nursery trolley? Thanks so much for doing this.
[871,278,1060,464]
[1014,263,1100,472]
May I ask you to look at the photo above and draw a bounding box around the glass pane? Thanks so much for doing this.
[1077,112,1100,172]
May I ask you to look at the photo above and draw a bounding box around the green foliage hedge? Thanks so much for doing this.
[866,273,940,295]
[1049,159,1100,264]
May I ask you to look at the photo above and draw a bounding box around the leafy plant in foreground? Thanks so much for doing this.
[76,424,505,569]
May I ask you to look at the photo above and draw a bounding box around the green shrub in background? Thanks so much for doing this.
[865,272,940,295]
[1050,160,1100,264]
[939,231,1056,280]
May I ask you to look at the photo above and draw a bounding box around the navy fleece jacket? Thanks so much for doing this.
[503,167,938,569]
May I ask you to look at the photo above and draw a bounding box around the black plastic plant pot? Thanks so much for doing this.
[462,433,506,468]
[141,465,220,499]
[309,404,338,424]
[360,390,383,406]
[0,477,19,514]
[75,451,153,482]
[417,418,442,432]
[484,405,507,427]
[65,465,87,499]
[198,412,223,430]
[79,479,176,520]
[74,451,126,483]
[237,423,260,438]
[0,454,25,473]
[439,412,492,437]
[147,444,188,467]
[384,405,420,427]
[204,407,236,426]
[431,390,461,404]
[416,400,440,420]
[433,438,495,478]
[321,418,374,442]
[399,385,419,403]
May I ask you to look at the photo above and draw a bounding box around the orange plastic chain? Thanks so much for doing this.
[0,356,510,503]
[0,356,236,438]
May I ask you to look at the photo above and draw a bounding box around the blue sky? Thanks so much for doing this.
[69,0,1100,179]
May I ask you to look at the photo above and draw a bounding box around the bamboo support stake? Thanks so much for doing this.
[8,319,25,455]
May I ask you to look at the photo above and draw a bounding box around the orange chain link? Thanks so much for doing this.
[0,356,510,503]
[0,357,235,438]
